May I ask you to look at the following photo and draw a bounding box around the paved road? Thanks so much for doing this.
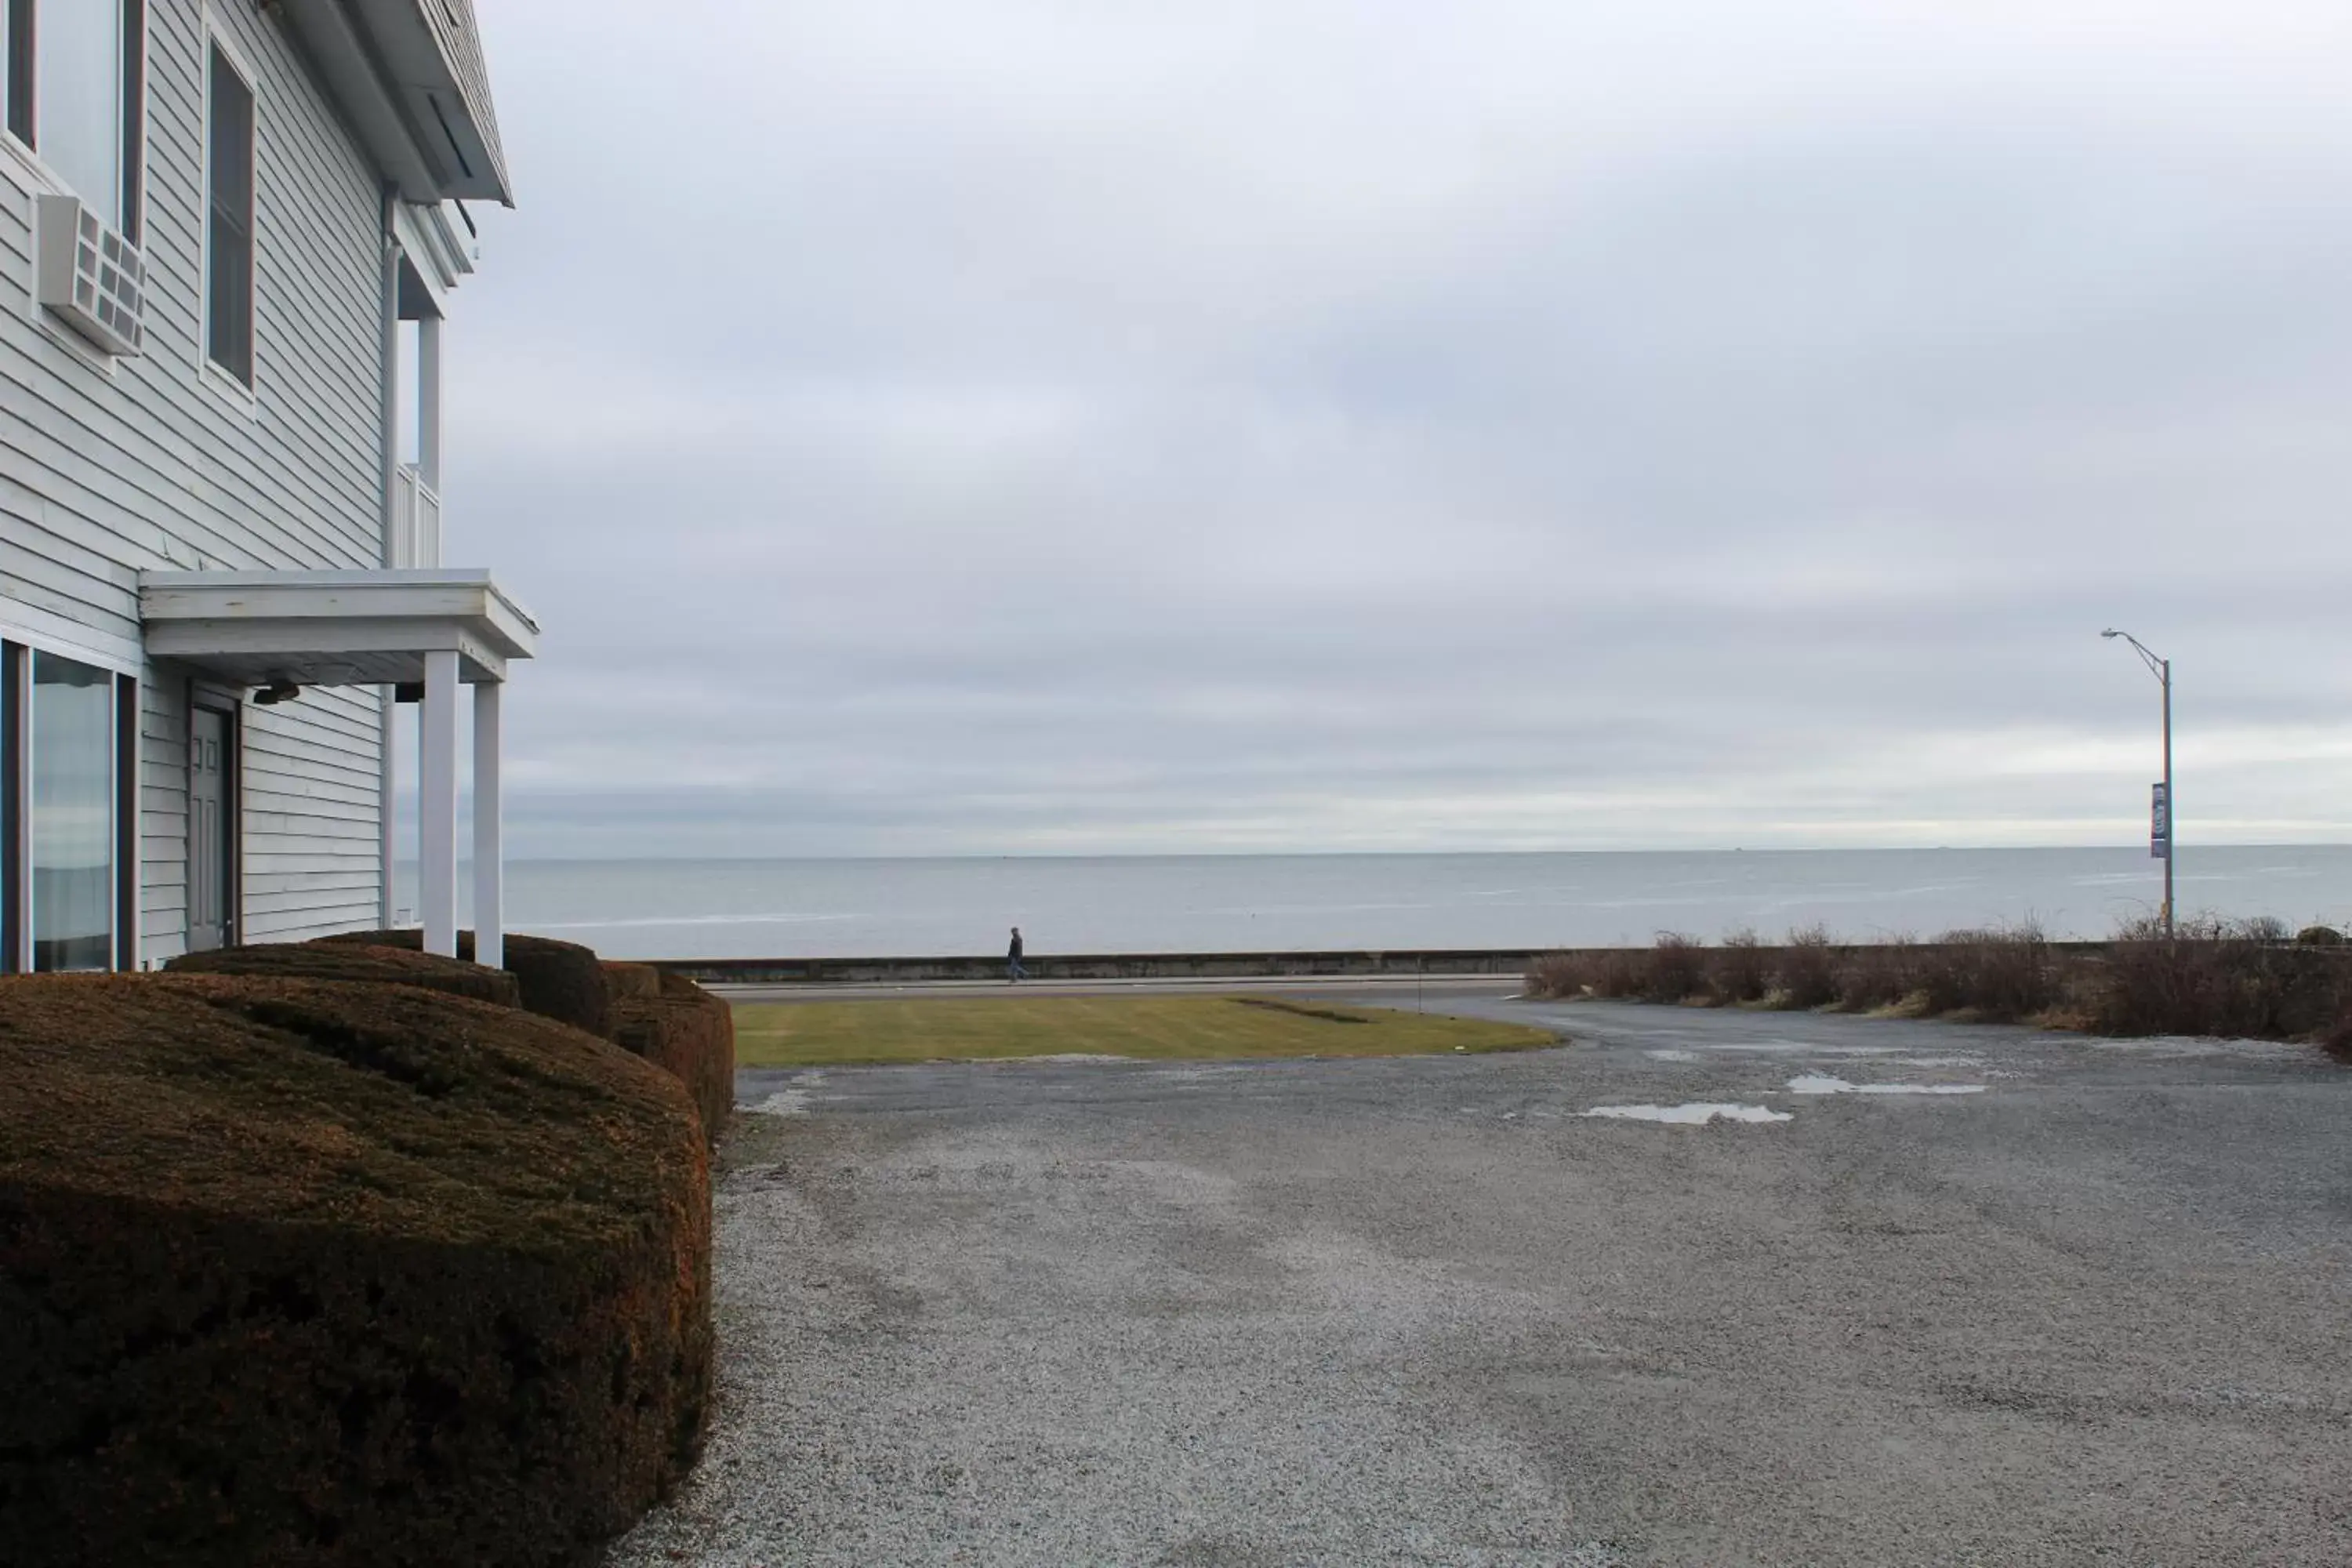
[710,975,1526,1005]
[608,1000,2352,1566]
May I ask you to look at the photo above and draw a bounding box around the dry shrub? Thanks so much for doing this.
[0,973,710,1568]
[2092,916,2352,1039]
[2093,918,2216,1035]
[1644,932,1706,1003]
[319,929,615,1041]
[165,941,522,1010]
[1524,953,1590,1000]
[1774,925,1839,1009]
[1586,948,1648,999]
[1836,935,1921,1011]
[1914,921,2056,1021]
[1712,929,1769,1004]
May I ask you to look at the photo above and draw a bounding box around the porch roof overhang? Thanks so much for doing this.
[136,569,539,688]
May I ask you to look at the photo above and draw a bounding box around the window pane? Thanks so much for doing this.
[208,205,249,379]
[206,45,252,383]
[6,0,34,144]
[31,652,114,972]
[38,0,125,227]
[122,0,146,243]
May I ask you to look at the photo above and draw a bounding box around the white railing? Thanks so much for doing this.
[390,463,442,568]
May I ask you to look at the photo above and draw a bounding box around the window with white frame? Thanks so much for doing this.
[0,640,134,974]
[205,38,254,384]
[29,650,114,971]
[2,0,147,240]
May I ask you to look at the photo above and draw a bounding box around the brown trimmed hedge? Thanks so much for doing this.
[604,961,662,1001]
[0,973,710,1567]
[606,964,734,1145]
[163,942,523,1010]
[317,930,613,1042]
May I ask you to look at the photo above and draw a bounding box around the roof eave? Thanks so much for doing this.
[277,0,514,207]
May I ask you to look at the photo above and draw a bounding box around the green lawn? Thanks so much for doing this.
[730,993,1558,1068]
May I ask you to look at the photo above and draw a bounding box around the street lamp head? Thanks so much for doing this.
[2100,629,2121,639]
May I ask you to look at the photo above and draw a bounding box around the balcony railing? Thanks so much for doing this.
[390,463,442,568]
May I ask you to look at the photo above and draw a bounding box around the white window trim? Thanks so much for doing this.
[2,633,138,974]
[0,115,56,191]
[0,605,143,677]
[2,9,146,382]
[199,346,260,416]
[199,17,259,404]
[2,2,147,229]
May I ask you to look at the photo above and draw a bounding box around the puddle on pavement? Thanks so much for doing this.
[1645,1046,1980,1069]
[1581,1102,1792,1125]
[747,1089,814,1116]
[1786,1074,1985,1096]
[983,1053,1131,1065]
[1679,1040,1908,1056]
[2085,1036,2305,1060]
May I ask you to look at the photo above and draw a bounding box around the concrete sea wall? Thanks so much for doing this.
[656,949,1548,985]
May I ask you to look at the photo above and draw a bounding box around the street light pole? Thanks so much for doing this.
[2160,654,2172,935]
[2102,630,2173,937]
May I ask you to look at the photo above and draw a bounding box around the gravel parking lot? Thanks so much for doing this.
[608,996,2352,1566]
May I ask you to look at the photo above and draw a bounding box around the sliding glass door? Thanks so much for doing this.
[30,651,115,971]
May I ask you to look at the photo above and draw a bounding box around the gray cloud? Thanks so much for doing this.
[428,1,2352,855]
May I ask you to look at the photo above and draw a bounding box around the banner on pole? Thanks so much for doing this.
[2151,782,2170,860]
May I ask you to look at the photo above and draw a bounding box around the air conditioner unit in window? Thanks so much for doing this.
[36,194,147,358]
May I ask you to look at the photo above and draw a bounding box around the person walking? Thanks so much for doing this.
[1007,926,1026,983]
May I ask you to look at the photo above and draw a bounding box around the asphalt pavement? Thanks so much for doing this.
[607,996,2352,1566]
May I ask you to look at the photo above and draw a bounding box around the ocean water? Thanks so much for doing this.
[402,846,2352,961]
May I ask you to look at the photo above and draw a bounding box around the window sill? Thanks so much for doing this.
[198,357,260,419]
[1,132,124,233]
[0,129,53,192]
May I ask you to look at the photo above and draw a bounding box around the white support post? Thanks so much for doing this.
[419,650,460,957]
[378,689,397,927]
[378,217,403,568]
[417,312,442,493]
[472,680,503,970]
[5,646,31,971]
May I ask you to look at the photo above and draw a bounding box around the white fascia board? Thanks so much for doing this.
[423,202,476,281]
[392,202,470,313]
[390,210,449,317]
[139,569,540,662]
[140,619,512,684]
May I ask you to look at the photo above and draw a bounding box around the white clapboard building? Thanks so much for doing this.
[2,0,531,972]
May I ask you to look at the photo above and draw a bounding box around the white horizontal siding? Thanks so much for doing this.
[139,670,189,962]
[1,0,393,957]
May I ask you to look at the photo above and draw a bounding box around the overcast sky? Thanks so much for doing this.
[441,1,2352,858]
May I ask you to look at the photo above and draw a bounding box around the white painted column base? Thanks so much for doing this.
[419,650,460,957]
[472,680,503,970]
